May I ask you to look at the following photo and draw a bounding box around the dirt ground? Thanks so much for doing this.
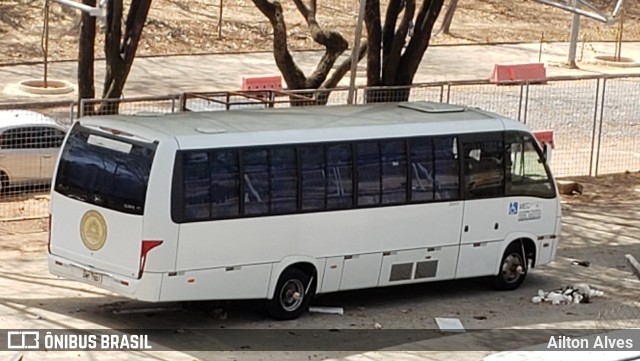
[0,173,638,360]
[1,0,640,65]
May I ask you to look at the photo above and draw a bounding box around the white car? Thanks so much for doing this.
[0,110,67,193]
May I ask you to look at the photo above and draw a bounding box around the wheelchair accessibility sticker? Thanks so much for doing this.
[509,201,542,221]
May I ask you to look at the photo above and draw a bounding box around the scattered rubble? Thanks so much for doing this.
[570,259,591,267]
[531,284,604,305]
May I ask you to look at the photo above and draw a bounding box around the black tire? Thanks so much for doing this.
[265,268,315,320]
[494,243,527,290]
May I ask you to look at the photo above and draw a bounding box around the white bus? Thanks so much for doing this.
[48,101,561,320]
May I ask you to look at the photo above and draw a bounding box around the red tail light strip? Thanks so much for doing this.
[138,240,163,279]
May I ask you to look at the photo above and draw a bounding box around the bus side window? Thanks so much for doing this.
[381,140,407,204]
[300,145,326,211]
[409,137,434,202]
[243,149,270,215]
[506,132,555,198]
[326,144,353,209]
[463,136,505,199]
[210,150,240,218]
[183,151,212,220]
[434,137,459,200]
[356,142,381,206]
[270,147,297,214]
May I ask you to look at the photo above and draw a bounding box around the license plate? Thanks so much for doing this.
[82,270,103,284]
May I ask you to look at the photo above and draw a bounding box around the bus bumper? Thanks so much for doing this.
[48,254,163,302]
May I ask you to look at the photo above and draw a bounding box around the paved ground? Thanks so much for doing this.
[2,42,640,105]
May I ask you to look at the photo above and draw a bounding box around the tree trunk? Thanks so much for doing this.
[364,0,382,87]
[100,0,153,114]
[397,0,444,86]
[78,0,96,116]
[362,0,444,103]
[382,0,415,84]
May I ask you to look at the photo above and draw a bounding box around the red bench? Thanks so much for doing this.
[490,63,547,84]
[241,76,283,91]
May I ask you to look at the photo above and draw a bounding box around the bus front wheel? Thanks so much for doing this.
[265,268,314,320]
[494,243,527,290]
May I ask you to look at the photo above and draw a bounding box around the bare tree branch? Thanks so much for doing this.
[252,0,306,89]
[437,0,458,35]
[292,0,348,88]
[292,0,310,18]
[322,42,368,89]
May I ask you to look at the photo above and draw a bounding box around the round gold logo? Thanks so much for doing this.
[80,210,107,251]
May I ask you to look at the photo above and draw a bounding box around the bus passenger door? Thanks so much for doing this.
[457,133,508,279]
[376,136,463,286]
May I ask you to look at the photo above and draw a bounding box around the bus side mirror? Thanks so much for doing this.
[543,143,552,164]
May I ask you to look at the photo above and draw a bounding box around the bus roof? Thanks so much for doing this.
[80,102,530,148]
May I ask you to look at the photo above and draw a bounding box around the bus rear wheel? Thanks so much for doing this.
[494,243,527,290]
[265,268,314,320]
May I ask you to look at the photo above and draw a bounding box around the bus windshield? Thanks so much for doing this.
[54,123,157,215]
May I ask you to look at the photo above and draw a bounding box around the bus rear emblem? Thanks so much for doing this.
[80,210,108,251]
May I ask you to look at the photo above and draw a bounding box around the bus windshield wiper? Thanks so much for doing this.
[66,193,87,202]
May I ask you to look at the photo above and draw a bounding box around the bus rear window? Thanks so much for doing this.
[54,124,157,215]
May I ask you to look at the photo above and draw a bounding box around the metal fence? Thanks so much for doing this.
[78,95,182,117]
[0,101,75,220]
[2,73,640,220]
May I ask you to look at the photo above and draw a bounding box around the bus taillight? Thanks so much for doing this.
[138,240,163,279]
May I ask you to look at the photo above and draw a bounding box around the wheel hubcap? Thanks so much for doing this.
[502,253,524,283]
[280,279,304,312]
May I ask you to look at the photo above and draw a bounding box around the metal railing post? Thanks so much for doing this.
[517,84,525,122]
[79,99,86,118]
[68,101,76,125]
[445,84,451,104]
[523,82,530,125]
[588,78,601,176]
[594,78,608,176]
